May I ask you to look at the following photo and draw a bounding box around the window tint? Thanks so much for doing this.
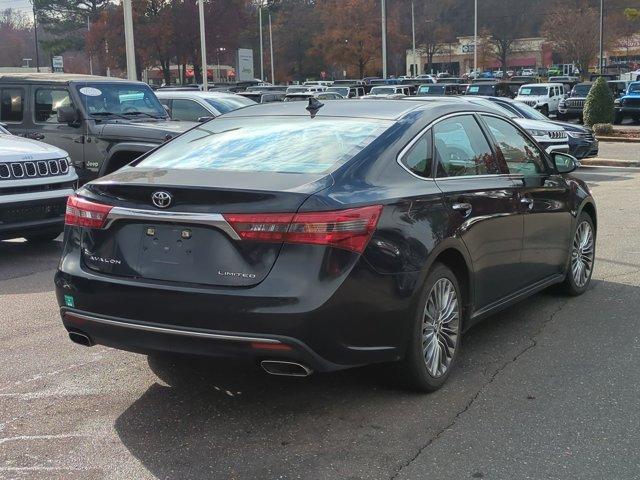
[170,99,211,121]
[204,96,255,114]
[401,132,433,177]
[434,115,500,177]
[482,115,545,176]
[0,88,23,122]
[35,89,73,123]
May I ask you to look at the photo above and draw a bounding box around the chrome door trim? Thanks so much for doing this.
[104,207,241,240]
[63,310,282,344]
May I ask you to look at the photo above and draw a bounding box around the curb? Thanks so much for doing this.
[595,136,640,143]
[580,158,640,168]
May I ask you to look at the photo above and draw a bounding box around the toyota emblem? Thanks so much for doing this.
[151,191,172,209]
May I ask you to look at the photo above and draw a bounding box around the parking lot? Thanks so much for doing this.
[1,164,639,479]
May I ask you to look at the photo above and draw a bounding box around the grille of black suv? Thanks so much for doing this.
[0,159,69,181]
[566,99,585,108]
[622,97,640,108]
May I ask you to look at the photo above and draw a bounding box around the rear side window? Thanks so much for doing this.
[481,115,546,176]
[35,88,73,123]
[170,99,211,121]
[434,115,500,177]
[137,116,392,174]
[0,88,23,123]
[401,132,433,178]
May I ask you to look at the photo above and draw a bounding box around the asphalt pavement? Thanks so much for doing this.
[1,167,639,480]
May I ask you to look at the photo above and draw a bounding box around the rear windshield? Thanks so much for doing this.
[370,86,395,94]
[204,96,255,114]
[136,116,392,174]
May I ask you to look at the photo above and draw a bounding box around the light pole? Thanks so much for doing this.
[473,0,478,75]
[87,15,93,75]
[268,12,275,84]
[259,4,264,81]
[216,47,226,81]
[123,0,137,80]
[381,0,387,79]
[411,1,417,76]
[198,0,208,90]
[31,2,40,73]
[599,0,604,73]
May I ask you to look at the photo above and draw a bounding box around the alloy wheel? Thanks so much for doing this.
[571,221,594,288]
[422,278,460,378]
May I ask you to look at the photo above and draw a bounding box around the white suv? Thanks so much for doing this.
[0,128,77,241]
[515,83,565,116]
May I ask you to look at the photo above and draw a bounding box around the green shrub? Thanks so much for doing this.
[583,77,614,127]
[592,123,614,136]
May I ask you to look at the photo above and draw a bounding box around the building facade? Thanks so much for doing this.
[406,36,553,76]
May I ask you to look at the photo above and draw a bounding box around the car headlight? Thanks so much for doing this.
[614,98,621,105]
[566,131,582,138]
[528,129,547,137]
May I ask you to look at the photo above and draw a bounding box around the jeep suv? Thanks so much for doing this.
[0,74,196,184]
[514,83,565,116]
[614,81,640,124]
[557,82,592,121]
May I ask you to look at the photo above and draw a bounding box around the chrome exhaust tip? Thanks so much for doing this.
[260,360,313,377]
[68,331,93,347]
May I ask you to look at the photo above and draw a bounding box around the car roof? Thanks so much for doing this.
[154,91,240,99]
[0,73,134,85]
[521,83,563,87]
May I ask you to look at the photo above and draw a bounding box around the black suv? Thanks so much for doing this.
[0,74,196,184]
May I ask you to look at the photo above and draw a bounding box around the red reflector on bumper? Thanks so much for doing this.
[250,342,292,351]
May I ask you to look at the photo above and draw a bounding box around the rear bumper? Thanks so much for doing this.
[61,308,345,372]
[55,244,416,370]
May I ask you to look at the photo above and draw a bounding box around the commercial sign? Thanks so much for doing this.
[237,49,254,82]
[461,44,476,54]
[52,56,64,72]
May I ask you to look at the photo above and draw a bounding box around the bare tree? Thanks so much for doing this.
[543,0,600,75]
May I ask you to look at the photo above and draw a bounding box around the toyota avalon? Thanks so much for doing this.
[55,99,596,391]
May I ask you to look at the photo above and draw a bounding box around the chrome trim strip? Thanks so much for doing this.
[64,311,282,344]
[104,207,241,240]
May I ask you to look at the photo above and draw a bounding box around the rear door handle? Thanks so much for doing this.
[452,202,472,217]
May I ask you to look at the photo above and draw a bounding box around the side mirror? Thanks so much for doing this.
[57,106,78,125]
[553,152,579,173]
[197,116,214,123]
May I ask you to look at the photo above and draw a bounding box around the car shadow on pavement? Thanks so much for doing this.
[111,285,604,480]
[0,239,62,292]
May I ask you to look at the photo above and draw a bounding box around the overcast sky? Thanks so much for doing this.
[1,0,36,15]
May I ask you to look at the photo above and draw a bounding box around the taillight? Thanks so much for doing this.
[224,205,382,253]
[65,195,113,229]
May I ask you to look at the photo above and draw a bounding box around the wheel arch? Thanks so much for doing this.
[578,199,597,233]
[100,142,157,176]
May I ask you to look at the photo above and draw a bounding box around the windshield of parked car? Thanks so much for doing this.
[370,86,396,94]
[628,83,640,93]
[204,96,255,114]
[572,84,592,96]
[519,86,549,96]
[136,117,392,174]
[417,85,446,95]
[466,84,495,95]
[75,82,167,119]
[327,87,350,97]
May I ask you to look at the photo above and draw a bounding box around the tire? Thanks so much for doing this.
[557,112,566,121]
[25,231,62,243]
[614,113,623,125]
[540,105,549,117]
[633,116,640,125]
[399,263,463,392]
[560,212,595,296]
